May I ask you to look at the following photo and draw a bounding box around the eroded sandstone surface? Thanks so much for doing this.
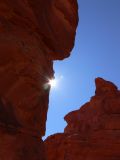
[0,0,78,159]
[45,78,120,160]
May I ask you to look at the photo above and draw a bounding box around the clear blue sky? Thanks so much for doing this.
[43,0,120,139]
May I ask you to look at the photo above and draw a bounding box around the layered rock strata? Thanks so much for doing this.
[45,78,120,160]
[0,0,78,159]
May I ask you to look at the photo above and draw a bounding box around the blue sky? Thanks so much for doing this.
[43,0,120,139]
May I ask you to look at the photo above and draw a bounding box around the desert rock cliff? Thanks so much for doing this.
[0,0,78,159]
[45,78,120,160]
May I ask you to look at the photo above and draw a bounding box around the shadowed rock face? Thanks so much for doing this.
[0,0,78,60]
[0,131,46,160]
[0,0,78,159]
[45,78,120,160]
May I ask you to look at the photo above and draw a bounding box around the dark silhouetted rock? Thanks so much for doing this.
[0,128,46,160]
[45,78,120,160]
[0,0,78,159]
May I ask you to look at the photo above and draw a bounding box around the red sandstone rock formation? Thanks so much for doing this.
[0,0,78,159]
[45,78,120,160]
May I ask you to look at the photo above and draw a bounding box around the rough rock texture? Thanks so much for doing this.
[45,78,120,160]
[0,0,78,159]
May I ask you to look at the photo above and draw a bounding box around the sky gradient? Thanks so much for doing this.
[43,0,120,139]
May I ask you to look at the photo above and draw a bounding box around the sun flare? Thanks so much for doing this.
[48,79,57,88]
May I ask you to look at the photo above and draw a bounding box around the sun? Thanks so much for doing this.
[48,79,57,88]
